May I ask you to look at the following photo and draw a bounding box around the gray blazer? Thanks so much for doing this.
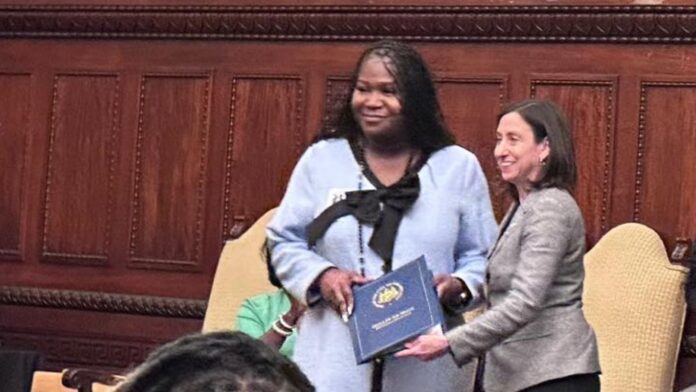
[447,187,600,392]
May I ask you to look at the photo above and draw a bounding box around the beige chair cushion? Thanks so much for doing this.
[202,208,277,333]
[583,223,688,392]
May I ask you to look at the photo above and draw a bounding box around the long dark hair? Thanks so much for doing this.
[319,40,454,155]
[497,99,577,198]
[262,239,282,289]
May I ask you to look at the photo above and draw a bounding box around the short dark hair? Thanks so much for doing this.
[497,99,577,193]
[320,40,455,155]
[115,331,314,392]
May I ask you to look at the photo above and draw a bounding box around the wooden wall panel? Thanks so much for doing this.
[635,81,696,252]
[436,77,509,219]
[129,75,211,270]
[42,74,120,265]
[222,76,304,239]
[0,5,693,388]
[530,77,616,245]
[323,77,351,133]
[0,73,30,261]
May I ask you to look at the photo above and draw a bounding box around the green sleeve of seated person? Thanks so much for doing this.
[235,289,296,357]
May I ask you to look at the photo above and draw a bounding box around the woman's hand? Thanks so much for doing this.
[283,295,306,326]
[260,293,306,350]
[395,333,451,361]
[317,268,370,321]
[434,274,467,307]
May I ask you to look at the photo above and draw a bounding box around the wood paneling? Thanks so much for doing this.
[222,76,305,240]
[635,81,696,253]
[129,75,211,270]
[0,73,30,261]
[530,77,616,245]
[0,5,693,388]
[42,74,120,265]
[436,77,509,220]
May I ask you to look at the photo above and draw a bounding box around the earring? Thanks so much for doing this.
[539,157,547,166]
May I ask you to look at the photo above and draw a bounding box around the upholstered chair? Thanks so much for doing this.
[202,208,277,332]
[583,223,689,392]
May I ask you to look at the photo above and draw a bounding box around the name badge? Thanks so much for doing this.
[326,188,350,207]
[315,188,351,217]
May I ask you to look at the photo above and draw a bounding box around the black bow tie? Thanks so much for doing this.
[306,173,420,265]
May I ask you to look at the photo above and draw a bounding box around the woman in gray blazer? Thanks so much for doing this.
[396,99,601,391]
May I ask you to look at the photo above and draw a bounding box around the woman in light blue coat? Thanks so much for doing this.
[266,40,497,392]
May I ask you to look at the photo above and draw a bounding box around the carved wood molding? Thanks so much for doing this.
[0,285,206,318]
[0,329,158,370]
[0,249,21,260]
[1,6,696,42]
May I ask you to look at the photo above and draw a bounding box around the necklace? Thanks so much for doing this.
[355,142,416,276]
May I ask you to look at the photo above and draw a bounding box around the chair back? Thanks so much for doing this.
[583,223,688,392]
[202,208,277,332]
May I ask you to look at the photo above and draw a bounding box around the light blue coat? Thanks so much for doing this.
[267,138,497,392]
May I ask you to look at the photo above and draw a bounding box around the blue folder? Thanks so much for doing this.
[348,256,444,364]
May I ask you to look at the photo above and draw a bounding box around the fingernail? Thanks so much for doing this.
[348,302,354,316]
[341,311,349,323]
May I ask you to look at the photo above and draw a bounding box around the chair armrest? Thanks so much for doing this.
[61,368,124,392]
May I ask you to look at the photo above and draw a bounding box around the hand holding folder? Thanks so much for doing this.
[347,256,445,364]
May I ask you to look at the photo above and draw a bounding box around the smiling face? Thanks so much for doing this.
[351,55,404,144]
[494,111,550,197]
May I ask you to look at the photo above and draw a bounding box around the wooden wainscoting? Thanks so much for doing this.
[0,3,694,389]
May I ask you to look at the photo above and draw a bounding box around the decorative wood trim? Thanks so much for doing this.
[221,75,304,241]
[635,83,648,222]
[634,80,696,222]
[222,77,238,240]
[322,75,351,134]
[129,257,199,269]
[529,77,615,233]
[41,73,120,266]
[0,285,206,318]
[128,74,211,269]
[106,75,121,259]
[129,74,148,264]
[0,249,22,259]
[294,76,306,160]
[0,328,159,369]
[197,77,211,263]
[0,6,696,42]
